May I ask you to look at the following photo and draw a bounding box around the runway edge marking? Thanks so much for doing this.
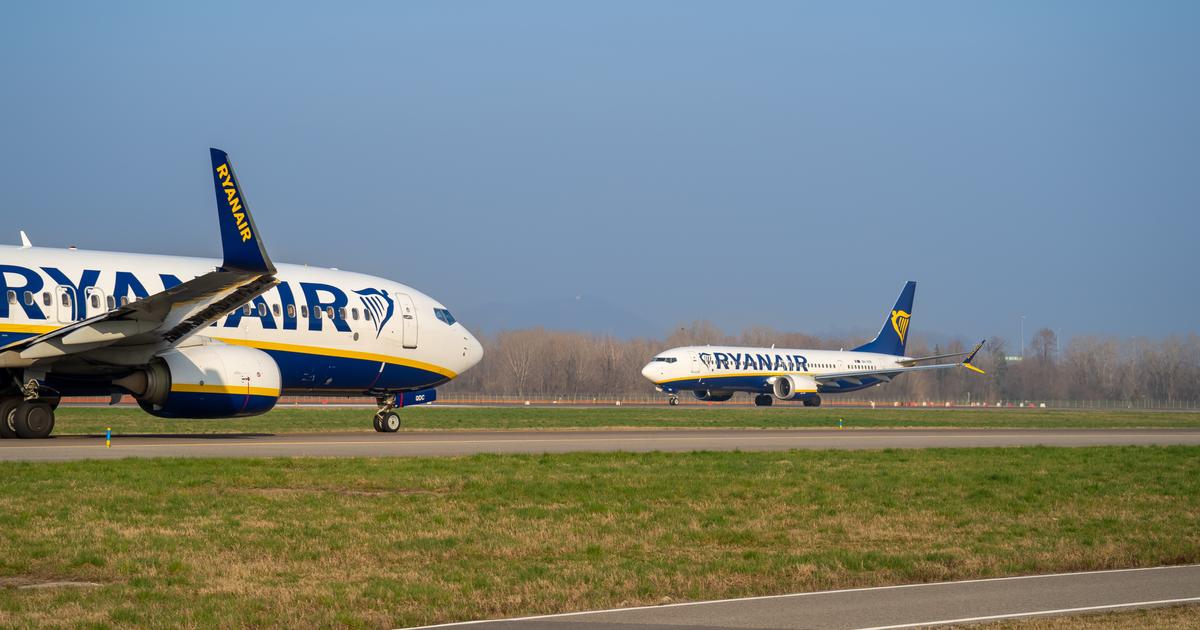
[395,564,1200,629]
[853,596,1200,630]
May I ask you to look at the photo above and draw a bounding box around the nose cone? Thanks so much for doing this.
[641,361,659,382]
[461,327,484,372]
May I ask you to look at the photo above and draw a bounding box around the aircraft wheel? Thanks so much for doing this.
[810,395,821,407]
[668,396,679,406]
[0,398,20,439]
[753,394,773,407]
[13,401,55,439]
[373,414,386,432]
[380,411,401,433]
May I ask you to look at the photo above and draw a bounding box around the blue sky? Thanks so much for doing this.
[2,2,1197,343]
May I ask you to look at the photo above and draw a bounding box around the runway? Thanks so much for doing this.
[2,428,1199,461]
[406,565,1200,629]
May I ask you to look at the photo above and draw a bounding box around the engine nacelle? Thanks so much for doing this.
[771,374,819,400]
[692,389,734,402]
[118,345,282,419]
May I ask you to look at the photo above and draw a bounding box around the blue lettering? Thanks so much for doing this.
[755,354,772,371]
[223,295,277,330]
[276,282,298,331]
[42,267,100,321]
[714,352,729,370]
[794,355,808,372]
[160,274,183,290]
[773,355,787,370]
[300,282,350,332]
[743,354,757,370]
[729,353,742,369]
[0,265,45,319]
[113,271,149,303]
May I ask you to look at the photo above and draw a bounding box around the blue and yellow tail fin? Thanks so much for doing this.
[210,148,275,274]
[854,281,916,356]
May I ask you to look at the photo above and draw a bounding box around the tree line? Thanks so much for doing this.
[444,323,1200,404]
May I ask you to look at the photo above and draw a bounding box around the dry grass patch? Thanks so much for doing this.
[0,447,1196,627]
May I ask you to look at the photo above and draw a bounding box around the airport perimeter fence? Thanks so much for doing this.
[62,394,1200,410]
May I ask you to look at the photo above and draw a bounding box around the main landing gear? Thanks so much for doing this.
[373,396,401,433]
[0,391,59,440]
[753,394,774,407]
[802,396,823,407]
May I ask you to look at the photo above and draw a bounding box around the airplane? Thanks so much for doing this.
[641,282,984,406]
[0,148,482,438]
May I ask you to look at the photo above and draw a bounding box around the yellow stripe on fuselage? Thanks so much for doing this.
[0,323,456,380]
[0,323,61,335]
[211,337,458,379]
[170,383,281,397]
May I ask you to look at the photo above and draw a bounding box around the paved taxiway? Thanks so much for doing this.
[2,428,1199,461]
[407,565,1200,629]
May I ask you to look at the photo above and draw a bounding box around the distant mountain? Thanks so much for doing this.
[458,295,663,339]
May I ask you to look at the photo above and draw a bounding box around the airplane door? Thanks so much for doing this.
[84,287,107,318]
[690,353,701,374]
[54,286,74,322]
[395,293,418,349]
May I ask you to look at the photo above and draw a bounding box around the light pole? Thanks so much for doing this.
[1020,315,1026,359]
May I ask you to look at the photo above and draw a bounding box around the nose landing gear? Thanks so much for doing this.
[373,396,401,433]
[667,395,679,406]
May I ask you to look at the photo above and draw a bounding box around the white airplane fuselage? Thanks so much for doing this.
[0,245,482,396]
[642,345,905,399]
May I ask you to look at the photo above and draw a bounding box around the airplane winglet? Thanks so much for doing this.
[209,148,275,274]
[961,340,986,375]
[18,231,32,248]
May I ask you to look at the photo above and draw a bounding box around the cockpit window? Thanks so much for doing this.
[652,356,677,363]
[434,308,457,325]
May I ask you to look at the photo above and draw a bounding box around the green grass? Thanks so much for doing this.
[49,405,1200,436]
[0,446,1197,627]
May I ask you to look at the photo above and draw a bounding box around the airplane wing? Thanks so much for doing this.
[0,149,276,368]
[815,340,987,386]
[896,348,979,367]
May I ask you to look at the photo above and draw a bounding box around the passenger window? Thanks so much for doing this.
[121,296,129,306]
[337,307,345,320]
[364,310,372,321]
[243,304,253,315]
[91,294,100,309]
[42,292,51,306]
[258,303,267,317]
[288,304,296,318]
[351,308,359,321]
[313,307,322,320]
[107,295,115,310]
[24,291,33,306]
[300,305,309,318]
[6,290,13,304]
[272,304,281,317]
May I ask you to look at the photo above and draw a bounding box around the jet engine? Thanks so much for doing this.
[771,374,819,400]
[692,390,734,402]
[114,344,282,418]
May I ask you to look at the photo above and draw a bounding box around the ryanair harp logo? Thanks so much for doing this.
[890,309,911,343]
[355,288,394,338]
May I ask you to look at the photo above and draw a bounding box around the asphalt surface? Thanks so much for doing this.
[1,428,1199,461]
[406,565,1200,629]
